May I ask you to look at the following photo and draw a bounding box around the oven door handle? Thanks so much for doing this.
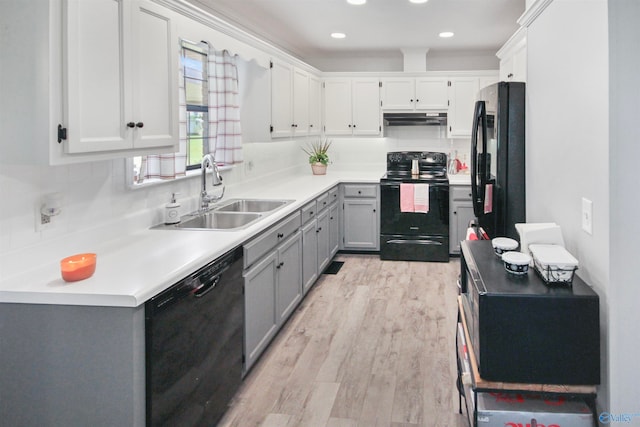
[387,239,443,246]
[380,183,449,189]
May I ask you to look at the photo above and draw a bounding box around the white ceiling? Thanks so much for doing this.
[186,0,526,68]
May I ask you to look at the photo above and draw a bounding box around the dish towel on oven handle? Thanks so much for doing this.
[413,183,429,213]
[400,183,415,212]
[400,183,430,213]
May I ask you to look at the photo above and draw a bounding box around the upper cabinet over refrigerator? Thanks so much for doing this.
[470,82,526,240]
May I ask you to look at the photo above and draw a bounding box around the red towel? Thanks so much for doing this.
[400,183,414,212]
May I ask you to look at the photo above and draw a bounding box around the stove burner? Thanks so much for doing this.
[381,151,449,183]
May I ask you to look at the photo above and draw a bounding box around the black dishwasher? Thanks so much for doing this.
[145,246,244,427]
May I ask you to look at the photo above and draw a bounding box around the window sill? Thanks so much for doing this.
[126,162,233,190]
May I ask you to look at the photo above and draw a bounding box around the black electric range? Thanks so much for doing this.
[379,151,450,262]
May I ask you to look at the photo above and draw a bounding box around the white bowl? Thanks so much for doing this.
[491,237,518,257]
[502,251,532,275]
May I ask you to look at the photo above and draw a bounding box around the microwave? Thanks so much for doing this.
[460,240,600,385]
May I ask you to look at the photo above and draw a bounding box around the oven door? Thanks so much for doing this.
[380,181,449,236]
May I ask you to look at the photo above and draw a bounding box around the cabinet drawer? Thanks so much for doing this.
[300,201,317,224]
[451,185,472,201]
[328,186,339,203]
[244,212,301,268]
[316,192,330,211]
[343,184,377,198]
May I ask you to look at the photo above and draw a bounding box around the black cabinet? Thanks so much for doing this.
[460,240,600,385]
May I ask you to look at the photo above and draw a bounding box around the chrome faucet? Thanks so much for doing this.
[200,154,224,211]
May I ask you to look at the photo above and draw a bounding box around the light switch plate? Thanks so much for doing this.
[582,197,593,235]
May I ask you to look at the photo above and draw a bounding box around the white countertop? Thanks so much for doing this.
[0,169,470,308]
[448,173,471,186]
[0,171,382,308]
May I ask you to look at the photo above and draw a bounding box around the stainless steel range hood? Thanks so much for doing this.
[383,112,447,126]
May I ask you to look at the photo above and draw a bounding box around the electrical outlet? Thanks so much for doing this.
[35,205,52,232]
[582,198,593,235]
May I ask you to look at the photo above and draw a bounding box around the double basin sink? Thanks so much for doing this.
[154,198,293,231]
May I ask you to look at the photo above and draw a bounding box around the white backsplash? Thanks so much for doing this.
[0,133,469,259]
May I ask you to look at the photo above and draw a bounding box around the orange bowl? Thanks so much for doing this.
[60,253,97,282]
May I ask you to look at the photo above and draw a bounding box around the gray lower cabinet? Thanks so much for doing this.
[276,231,302,323]
[301,219,319,294]
[341,184,380,251]
[243,252,279,373]
[329,202,340,258]
[317,208,331,272]
[243,212,302,373]
[0,304,146,426]
[449,185,475,254]
[301,187,339,295]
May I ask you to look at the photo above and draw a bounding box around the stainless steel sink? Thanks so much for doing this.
[152,198,293,231]
[153,212,262,231]
[213,198,293,213]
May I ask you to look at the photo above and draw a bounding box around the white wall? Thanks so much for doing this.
[608,0,640,419]
[309,50,499,73]
[527,0,611,412]
[327,127,470,171]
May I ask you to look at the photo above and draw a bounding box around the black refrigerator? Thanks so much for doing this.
[470,81,525,240]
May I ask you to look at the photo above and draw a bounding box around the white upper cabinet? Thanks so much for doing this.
[323,79,352,135]
[381,77,448,110]
[270,60,294,137]
[324,78,381,136]
[63,0,178,154]
[352,79,381,135]
[380,78,414,110]
[415,78,449,110]
[447,77,480,139]
[271,60,320,138]
[293,68,310,134]
[498,27,527,83]
[308,75,321,136]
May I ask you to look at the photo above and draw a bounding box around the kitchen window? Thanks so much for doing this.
[183,42,209,169]
[132,40,243,186]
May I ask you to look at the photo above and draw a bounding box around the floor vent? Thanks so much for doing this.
[323,261,344,275]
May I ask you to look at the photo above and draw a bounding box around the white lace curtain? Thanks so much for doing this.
[140,44,242,181]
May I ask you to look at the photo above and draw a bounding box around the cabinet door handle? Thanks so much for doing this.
[276,261,284,269]
[136,122,144,128]
[127,122,136,128]
[454,211,457,215]
[316,227,322,233]
[410,99,414,103]
[373,209,376,213]
[277,233,284,238]
[416,99,419,103]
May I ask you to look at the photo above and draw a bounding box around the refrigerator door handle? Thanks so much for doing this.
[470,100,488,218]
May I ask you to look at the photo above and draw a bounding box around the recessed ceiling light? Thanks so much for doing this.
[347,0,366,4]
[409,0,428,4]
[439,31,454,38]
[331,32,346,39]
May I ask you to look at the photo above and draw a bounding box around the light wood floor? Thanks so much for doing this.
[219,253,467,427]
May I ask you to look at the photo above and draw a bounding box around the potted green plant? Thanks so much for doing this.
[302,138,332,175]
